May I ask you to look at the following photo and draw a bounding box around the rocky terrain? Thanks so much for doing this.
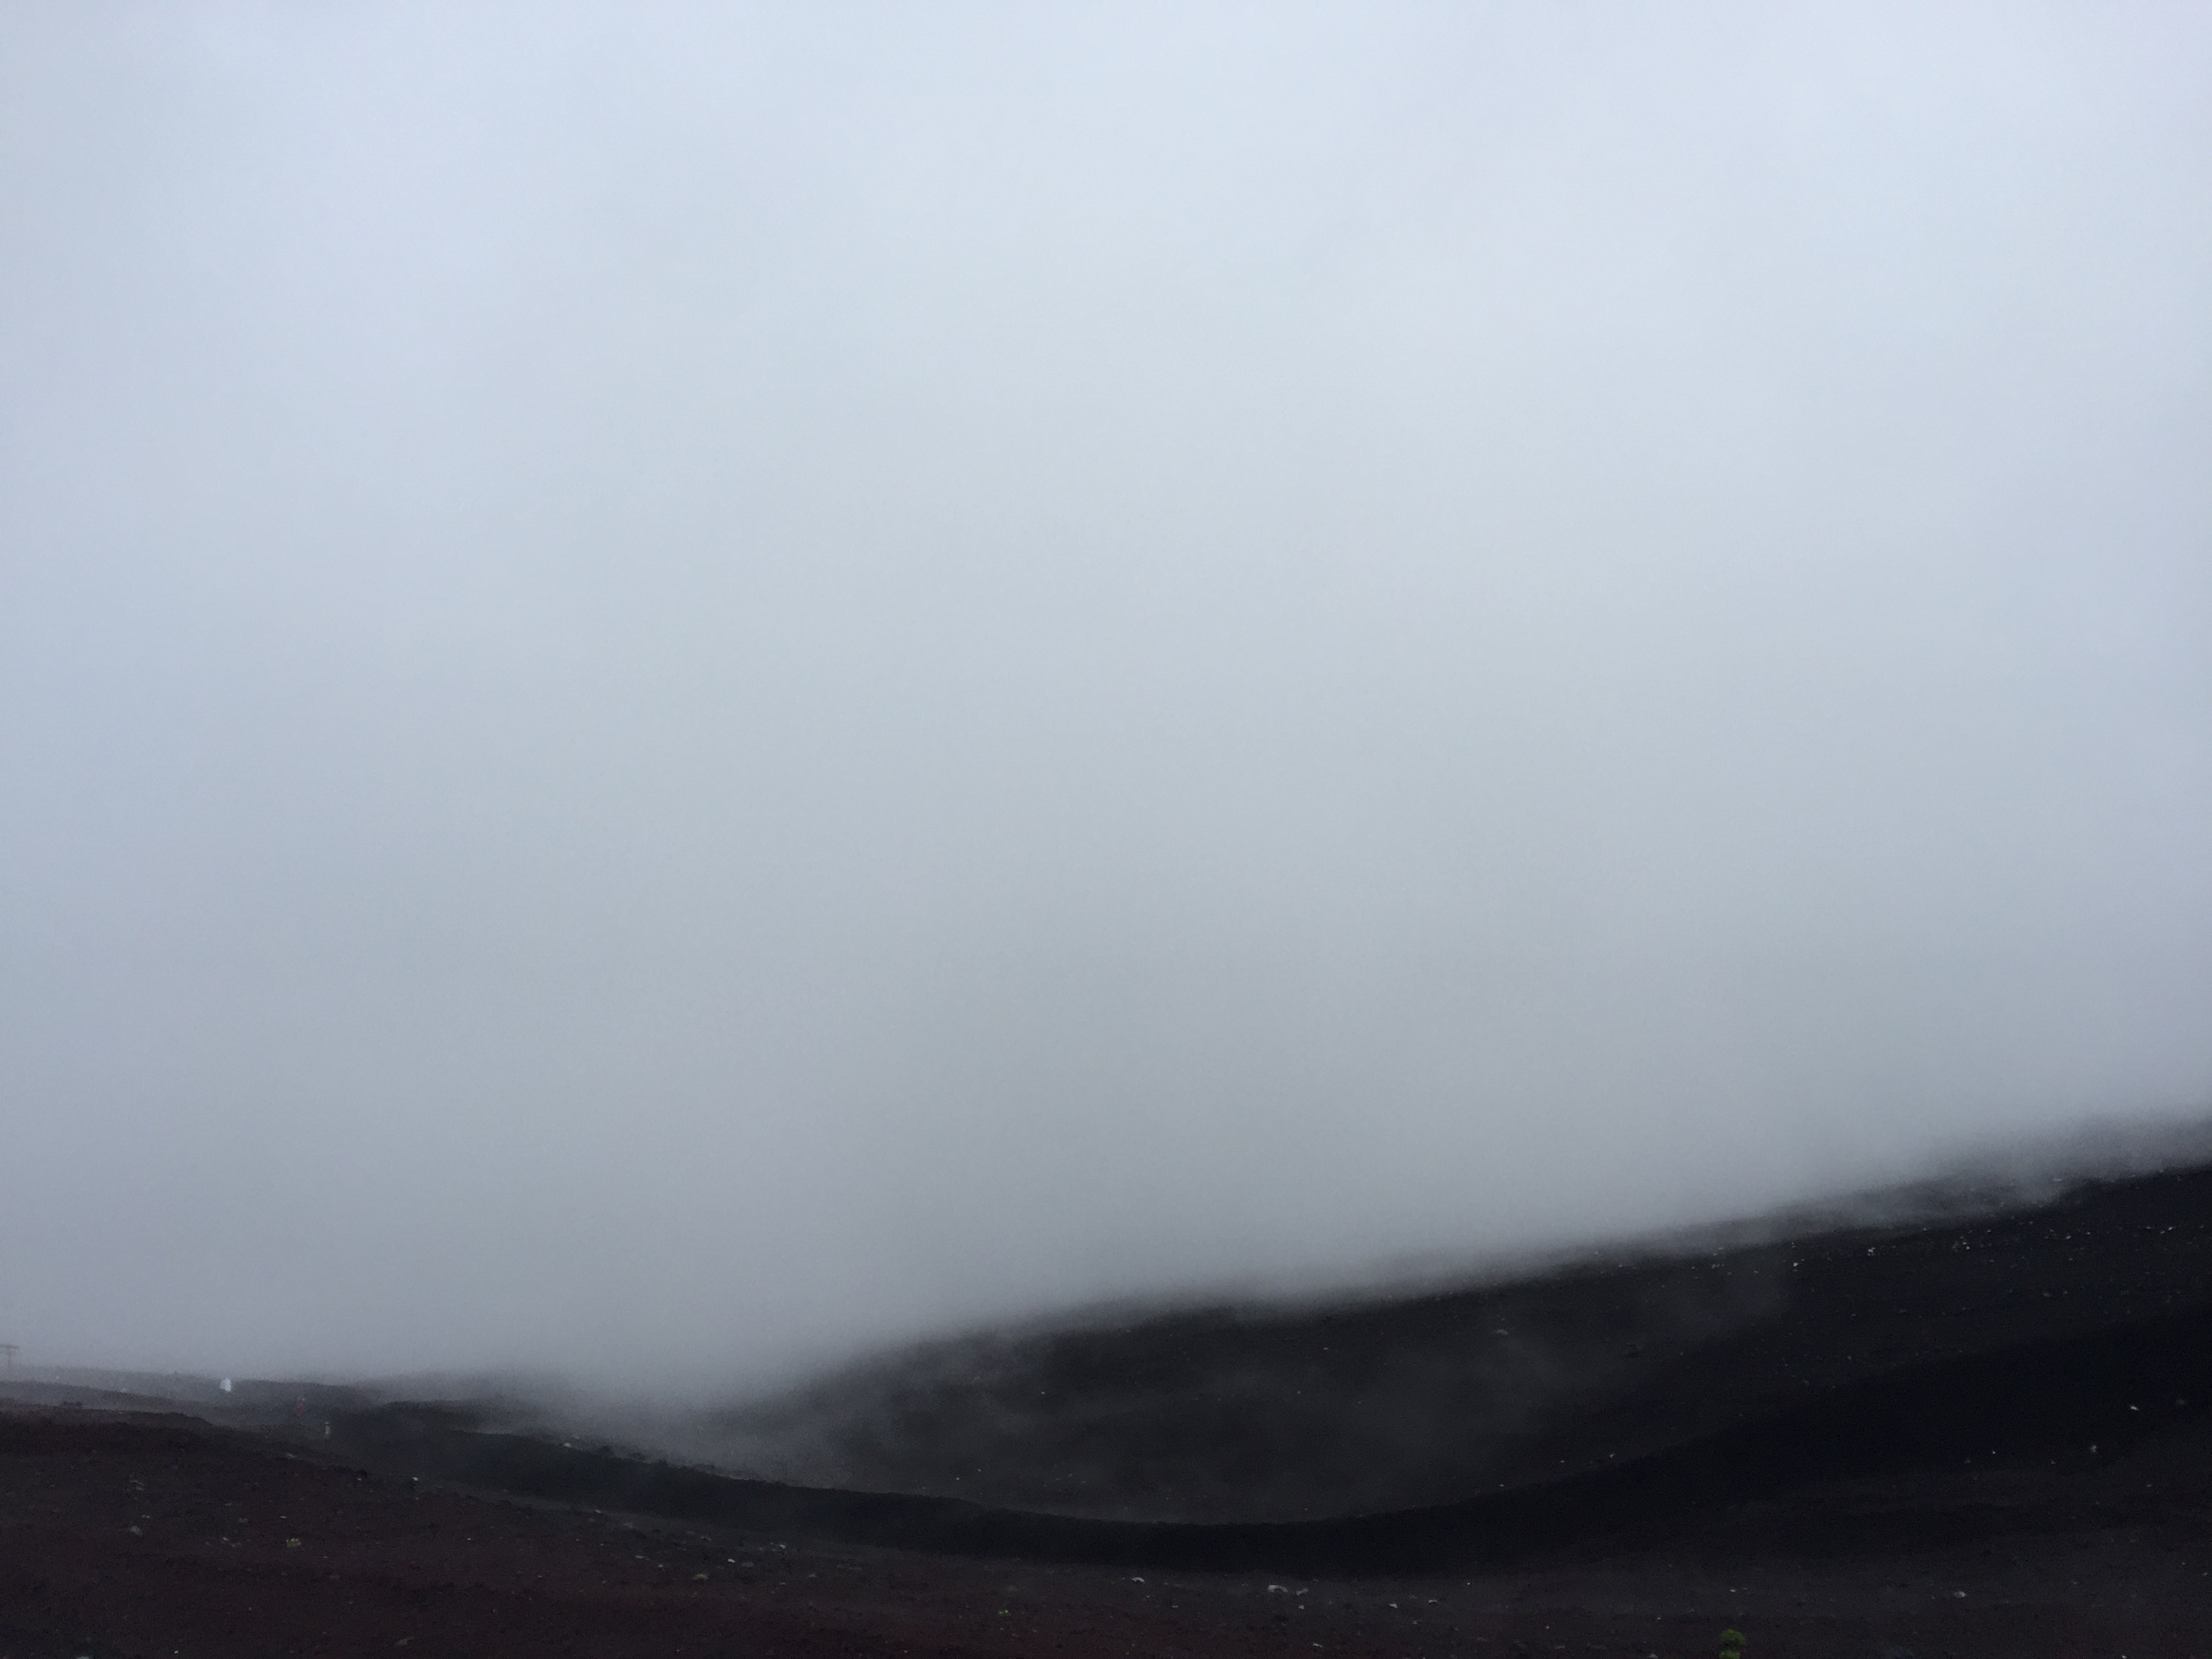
[5,1155,2210,1657]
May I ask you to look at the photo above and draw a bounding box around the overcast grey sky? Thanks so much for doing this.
[3,3,2208,1388]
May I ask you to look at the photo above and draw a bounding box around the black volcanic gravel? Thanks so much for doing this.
[5,1161,2212,1658]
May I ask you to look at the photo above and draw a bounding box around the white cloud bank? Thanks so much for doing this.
[2,3,2207,1387]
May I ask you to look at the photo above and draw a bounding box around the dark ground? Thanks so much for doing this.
[6,1159,2212,1657]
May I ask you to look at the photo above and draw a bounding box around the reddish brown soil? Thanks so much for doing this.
[5,1404,2208,1659]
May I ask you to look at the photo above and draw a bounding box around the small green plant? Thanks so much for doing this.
[1719,1629,1746,1659]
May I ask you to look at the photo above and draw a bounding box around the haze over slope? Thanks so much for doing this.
[3,5,2209,1389]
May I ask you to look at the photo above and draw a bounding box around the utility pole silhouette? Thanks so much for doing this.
[1,1344,16,1374]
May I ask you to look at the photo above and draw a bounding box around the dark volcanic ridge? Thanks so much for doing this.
[12,1132,2209,1580]
[673,1129,2212,1526]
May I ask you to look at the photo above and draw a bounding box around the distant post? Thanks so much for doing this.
[1,1343,16,1373]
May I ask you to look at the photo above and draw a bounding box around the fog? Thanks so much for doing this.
[3,4,2208,1391]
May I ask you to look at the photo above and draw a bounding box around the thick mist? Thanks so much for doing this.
[3,5,2208,1391]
